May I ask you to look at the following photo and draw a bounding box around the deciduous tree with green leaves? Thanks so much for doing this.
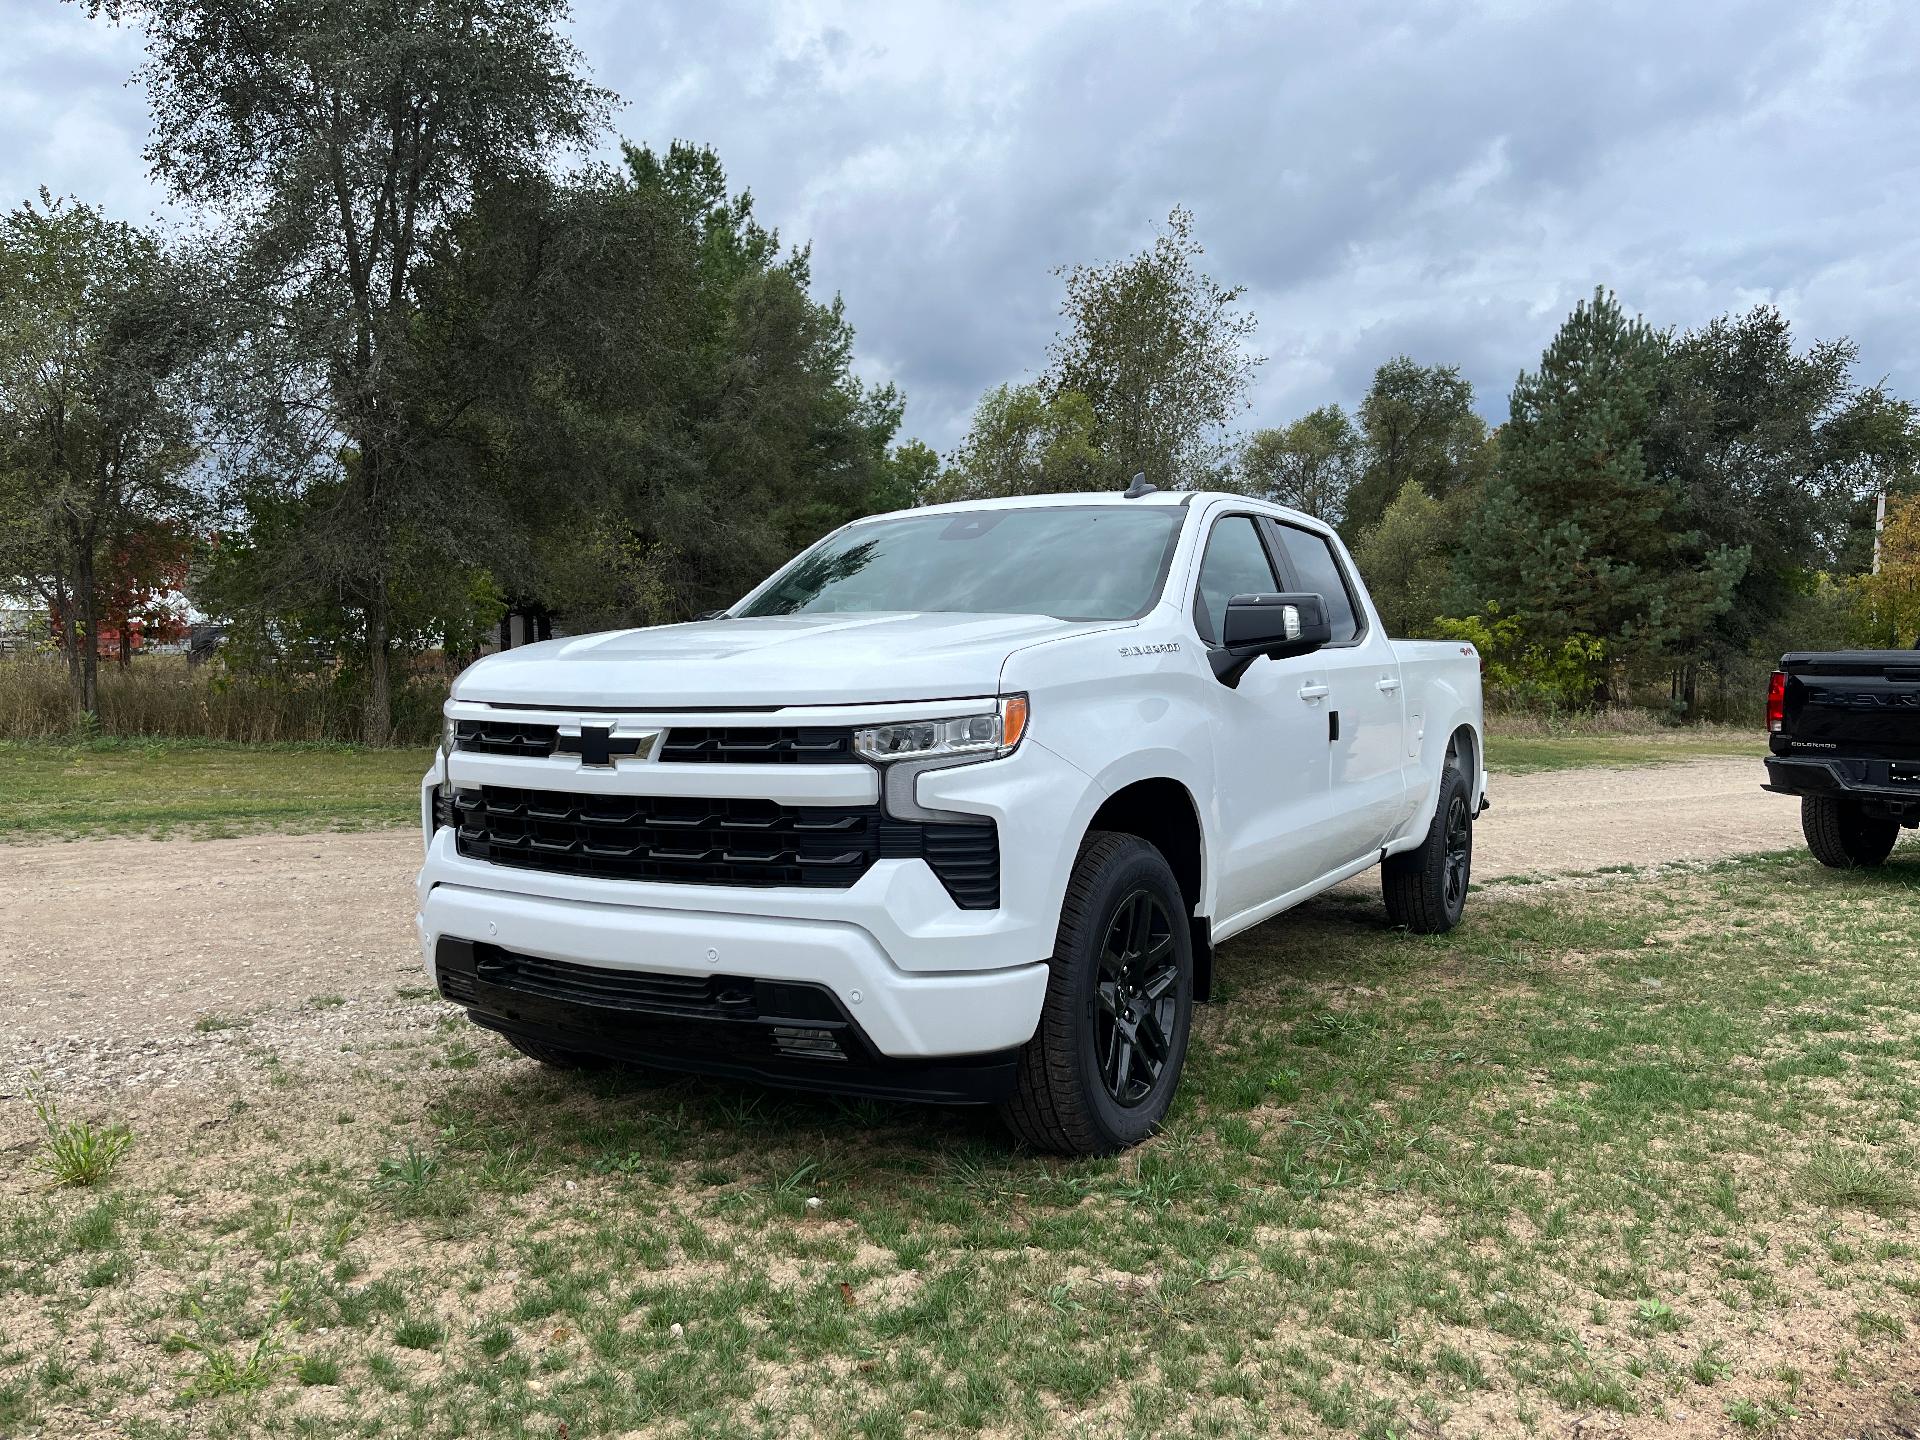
[1232,405,1358,524]
[1351,480,1462,636]
[1342,357,1492,538]
[1044,205,1259,490]
[932,384,1109,502]
[86,0,615,738]
[1646,306,1900,705]
[0,192,201,716]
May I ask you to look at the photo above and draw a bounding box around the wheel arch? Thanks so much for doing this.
[1084,777,1214,1001]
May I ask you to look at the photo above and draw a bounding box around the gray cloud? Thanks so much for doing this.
[6,0,1916,453]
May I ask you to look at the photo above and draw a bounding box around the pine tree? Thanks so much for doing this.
[1465,288,1744,689]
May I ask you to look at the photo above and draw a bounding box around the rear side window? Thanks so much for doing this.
[1193,516,1279,644]
[1267,521,1361,644]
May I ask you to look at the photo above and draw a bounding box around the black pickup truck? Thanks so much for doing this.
[1764,648,1920,867]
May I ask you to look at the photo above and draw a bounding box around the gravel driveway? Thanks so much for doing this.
[0,757,1805,1097]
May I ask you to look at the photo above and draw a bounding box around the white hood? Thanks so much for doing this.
[451,612,1110,709]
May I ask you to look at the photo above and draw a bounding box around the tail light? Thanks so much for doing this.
[1766,670,1786,734]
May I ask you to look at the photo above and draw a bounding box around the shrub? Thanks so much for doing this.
[0,655,447,744]
[1431,604,1606,711]
[26,1077,132,1188]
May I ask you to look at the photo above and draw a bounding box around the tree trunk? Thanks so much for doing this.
[76,548,99,720]
[57,579,82,693]
[365,581,392,745]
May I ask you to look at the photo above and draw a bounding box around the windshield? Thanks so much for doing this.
[739,506,1184,621]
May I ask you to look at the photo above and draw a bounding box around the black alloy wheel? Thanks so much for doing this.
[1000,831,1195,1154]
[1095,888,1180,1107]
[1442,791,1472,915]
[1382,760,1473,934]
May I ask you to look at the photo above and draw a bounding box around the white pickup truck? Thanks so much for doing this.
[417,487,1486,1153]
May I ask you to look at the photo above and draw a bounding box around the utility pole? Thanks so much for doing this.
[1872,488,1887,576]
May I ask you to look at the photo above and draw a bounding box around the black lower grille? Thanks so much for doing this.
[452,944,844,1025]
[453,784,1000,906]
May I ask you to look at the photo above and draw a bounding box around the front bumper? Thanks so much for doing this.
[433,935,1029,1103]
[1764,755,1920,822]
[416,878,1049,1069]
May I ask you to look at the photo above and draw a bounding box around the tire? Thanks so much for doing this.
[502,1032,610,1071]
[1802,795,1899,869]
[1382,763,1473,934]
[1000,832,1195,1156]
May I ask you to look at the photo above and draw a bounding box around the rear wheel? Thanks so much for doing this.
[1382,763,1473,933]
[1802,795,1900,869]
[1000,832,1194,1155]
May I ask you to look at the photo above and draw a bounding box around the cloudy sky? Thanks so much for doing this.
[4,0,1916,453]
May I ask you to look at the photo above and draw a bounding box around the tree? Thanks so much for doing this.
[1343,357,1492,537]
[89,0,616,738]
[1464,288,1744,692]
[1351,480,1460,636]
[1645,307,1884,699]
[608,141,906,621]
[931,384,1109,502]
[1044,205,1259,490]
[0,192,200,716]
[1232,406,1358,524]
[1849,494,1920,648]
[873,438,940,512]
[1817,386,1920,576]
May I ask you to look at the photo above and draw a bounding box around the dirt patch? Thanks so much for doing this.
[0,757,1816,1100]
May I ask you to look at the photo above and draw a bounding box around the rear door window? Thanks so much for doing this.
[1266,520,1361,644]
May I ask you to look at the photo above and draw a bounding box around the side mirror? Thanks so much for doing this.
[1213,592,1332,686]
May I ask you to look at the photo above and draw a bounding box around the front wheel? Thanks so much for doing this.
[1382,764,1473,933]
[1802,795,1900,869]
[1000,832,1194,1155]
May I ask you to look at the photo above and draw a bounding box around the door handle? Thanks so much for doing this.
[1376,677,1401,693]
[1298,683,1331,702]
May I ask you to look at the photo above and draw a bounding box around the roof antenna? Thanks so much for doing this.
[1123,471,1157,499]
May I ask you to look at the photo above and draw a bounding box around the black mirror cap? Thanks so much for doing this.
[1222,592,1332,659]
[1212,593,1332,686]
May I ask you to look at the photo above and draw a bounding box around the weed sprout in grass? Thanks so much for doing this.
[25,1074,132,1187]
[172,1292,300,1401]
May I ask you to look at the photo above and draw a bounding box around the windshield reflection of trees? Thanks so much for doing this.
[756,538,880,614]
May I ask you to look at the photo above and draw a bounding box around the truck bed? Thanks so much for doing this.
[1773,650,1920,760]
[1765,649,1920,825]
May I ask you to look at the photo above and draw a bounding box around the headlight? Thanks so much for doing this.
[854,695,1029,764]
[442,714,459,754]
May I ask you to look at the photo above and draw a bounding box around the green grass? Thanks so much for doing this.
[1483,724,1761,774]
[0,726,1761,846]
[6,852,1917,1435]
[0,737,433,841]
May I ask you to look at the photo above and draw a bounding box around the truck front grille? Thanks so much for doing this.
[454,786,878,888]
[657,727,855,764]
[454,719,559,757]
[451,784,1000,906]
[450,721,855,764]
